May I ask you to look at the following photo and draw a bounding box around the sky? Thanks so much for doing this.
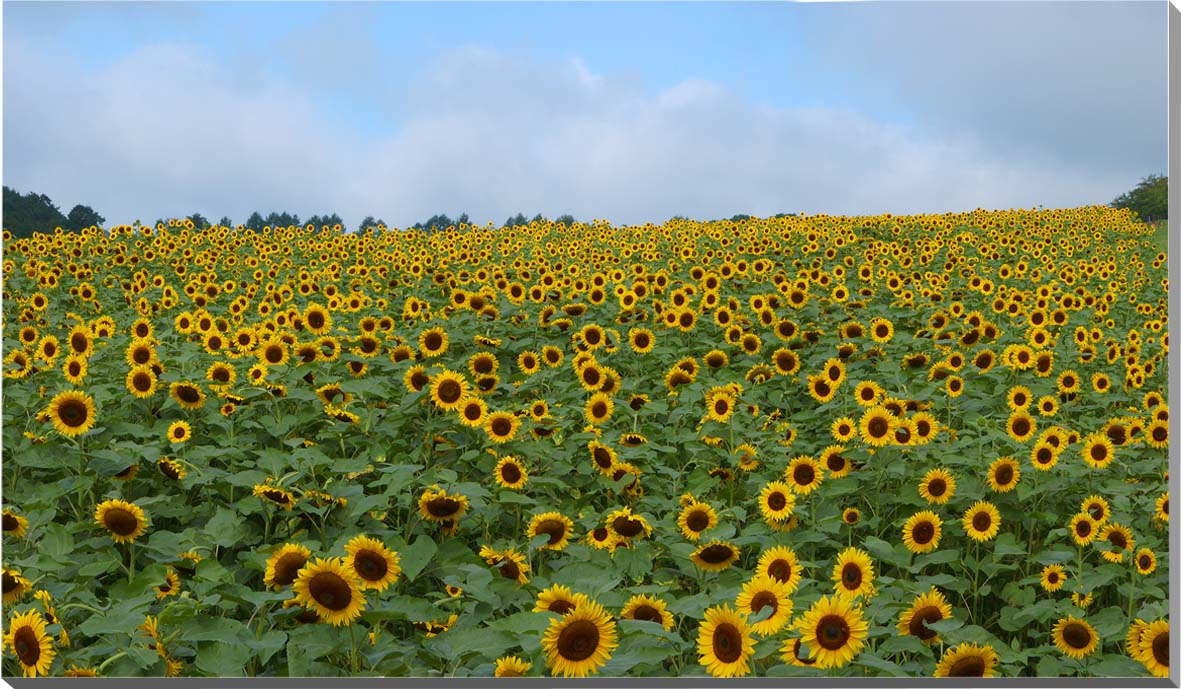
[2,1,1170,229]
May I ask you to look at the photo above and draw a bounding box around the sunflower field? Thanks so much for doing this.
[0,206,1170,678]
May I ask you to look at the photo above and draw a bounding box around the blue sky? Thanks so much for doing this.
[3,1,1169,228]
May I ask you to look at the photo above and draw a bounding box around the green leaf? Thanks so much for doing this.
[196,640,252,676]
[399,535,437,582]
[203,507,246,548]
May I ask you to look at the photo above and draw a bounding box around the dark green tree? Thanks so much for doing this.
[217,216,233,228]
[1111,174,1168,221]
[245,212,265,231]
[65,204,105,232]
[555,214,576,226]
[2,186,69,238]
[188,213,210,228]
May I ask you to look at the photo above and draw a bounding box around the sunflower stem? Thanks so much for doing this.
[127,542,136,582]
[1126,568,1137,627]
[349,623,359,673]
[97,651,128,673]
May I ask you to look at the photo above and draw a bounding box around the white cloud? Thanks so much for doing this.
[3,36,1139,230]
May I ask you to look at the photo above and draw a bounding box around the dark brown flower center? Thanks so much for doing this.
[58,399,89,427]
[1138,554,1152,570]
[500,463,522,484]
[767,492,788,511]
[534,519,568,545]
[13,626,39,666]
[273,553,307,586]
[712,622,743,663]
[1108,530,1127,550]
[816,614,851,650]
[3,514,19,531]
[912,521,935,545]
[995,464,1014,484]
[176,385,201,404]
[632,604,661,623]
[1152,631,1168,666]
[842,563,863,589]
[496,558,520,581]
[548,599,575,615]
[793,464,815,486]
[490,416,513,436]
[1013,418,1031,436]
[354,550,387,581]
[437,379,462,404]
[868,417,889,438]
[613,516,644,538]
[1062,622,1092,649]
[948,654,986,676]
[557,619,600,661]
[928,479,946,497]
[767,559,792,583]
[132,372,153,391]
[910,606,943,640]
[103,507,139,535]
[423,332,443,351]
[972,512,992,533]
[308,572,351,610]
[750,591,778,615]
[425,497,462,518]
[698,544,735,564]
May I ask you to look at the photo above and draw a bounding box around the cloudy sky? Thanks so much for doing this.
[2,1,1169,229]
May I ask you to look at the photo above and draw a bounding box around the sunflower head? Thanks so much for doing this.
[94,499,148,544]
[540,599,618,677]
[796,594,869,669]
[290,557,366,626]
[697,603,756,677]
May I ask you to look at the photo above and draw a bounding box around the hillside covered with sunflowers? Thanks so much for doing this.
[0,206,1169,678]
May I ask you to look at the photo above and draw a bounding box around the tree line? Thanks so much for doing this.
[1110,174,1167,222]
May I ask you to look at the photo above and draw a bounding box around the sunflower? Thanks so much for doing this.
[691,541,741,572]
[66,324,92,357]
[94,499,148,544]
[859,406,894,446]
[494,656,532,677]
[757,546,803,594]
[785,455,824,495]
[697,604,755,677]
[540,598,617,677]
[1081,495,1110,526]
[429,370,469,412]
[796,594,869,669]
[677,501,718,541]
[4,610,55,677]
[493,456,528,489]
[758,481,796,523]
[853,380,884,406]
[1134,547,1157,575]
[264,543,312,589]
[61,355,87,385]
[933,643,999,677]
[527,511,575,551]
[417,486,469,524]
[170,381,206,410]
[155,568,181,599]
[1096,522,1134,563]
[1136,619,1169,678]
[1143,419,1168,449]
[1053,616,1100,660]
[1006,410,1037,442]
[917,468,955,505]
[734,574,793,637]
[532,584,588,616]
[2,568,31,605]
[418,326,449,357]
[291,557,366,626]
[63,665,99,677]
[962,501,1001,542]
[3,509,29,538]
[584,392,615,425]
[125,365,158,398]
[832,547,875,600]
[620,594,675,631]
[1070,512,1097,546]
[606,506,653,541]
[1081,433,1115,470]
[484,411,521,443]
[479,545,530,584]
[902,511,943,554]
[819,445,853,479]
[984,456,1020,493]
[345,535,401,591]
[167,420,192,444]
[704,387,737,423]
[1040,563,1067,592]
[1154,492,1168,523]
[156,457,186,481]
[897,587,954,645]
[253,484,298,511]
[46,390,97,438]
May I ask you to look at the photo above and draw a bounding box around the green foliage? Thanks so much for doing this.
[1110,174,1167,221]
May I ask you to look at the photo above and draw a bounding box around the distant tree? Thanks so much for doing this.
[729,214,751,222]
[456,212,470,227]
[1111,174,1168,221]
[245,211,265,231]
[3,187,70,238]
[65,204,105,232]
[217,216,233,228]
[504,213,529,228]
[264,212,300,229]
[414,213,456,233]
[187,213,210,228]
[555,214,576,226]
